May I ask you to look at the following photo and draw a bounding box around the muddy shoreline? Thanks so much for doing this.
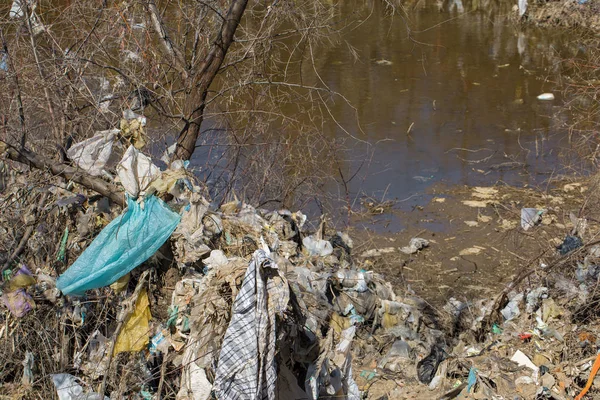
[527,0,600,31]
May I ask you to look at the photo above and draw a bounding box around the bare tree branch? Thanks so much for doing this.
[4,143,125,207]
[146,0,188,76]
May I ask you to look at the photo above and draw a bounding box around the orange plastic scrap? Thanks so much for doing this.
[575,353,600,400]
[518,333,533,341]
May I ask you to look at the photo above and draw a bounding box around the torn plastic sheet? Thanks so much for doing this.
[10,0,28,18]
[114,288,151,355]
[56,196,180,295]
[518,0,527,17]
[116,145,160,198]
[2,265,35,317]
[67,129,118,176]
[21,351,34,385]
[521,208,544,231]
[400,237,429,254]
[303,235,333,257]
[176,357,212,400]
[51,373,109,400]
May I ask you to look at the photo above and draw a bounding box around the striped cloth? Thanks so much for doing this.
[213,250,289,400]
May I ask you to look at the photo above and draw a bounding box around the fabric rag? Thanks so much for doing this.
[213,249,289,400]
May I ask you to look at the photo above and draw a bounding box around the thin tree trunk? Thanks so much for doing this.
[174,0,249,161]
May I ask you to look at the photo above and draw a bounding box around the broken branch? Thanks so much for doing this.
[3,143,125,207]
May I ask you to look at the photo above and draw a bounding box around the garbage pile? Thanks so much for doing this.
[396,238,600,400]
[2,124,600,399]
[0,126,454,399]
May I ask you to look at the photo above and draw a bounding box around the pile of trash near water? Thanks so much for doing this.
[0,130,447,399]
[2,129,600,399]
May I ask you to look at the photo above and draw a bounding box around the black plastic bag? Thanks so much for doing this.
[417,344,446,384]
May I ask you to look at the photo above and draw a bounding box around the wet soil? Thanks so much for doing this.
[352,178,596,303]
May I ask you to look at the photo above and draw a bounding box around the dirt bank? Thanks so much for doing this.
[527,0,600,31]
[354,177,596,303]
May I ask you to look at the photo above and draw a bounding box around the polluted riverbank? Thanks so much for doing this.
[3,130,600,399]
[2,0,600,398]
[524,0,600,31]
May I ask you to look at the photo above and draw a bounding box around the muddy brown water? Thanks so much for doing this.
[171,0,586,232]
[304,0,587,231]
[33,0,586,233]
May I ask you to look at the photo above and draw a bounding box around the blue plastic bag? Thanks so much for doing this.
[57,196,181,295]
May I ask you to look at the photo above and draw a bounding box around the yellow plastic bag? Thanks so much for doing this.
[110,273,130,294]
[114,288,151,354]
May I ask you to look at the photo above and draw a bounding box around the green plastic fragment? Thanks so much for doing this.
[57,226,69,262]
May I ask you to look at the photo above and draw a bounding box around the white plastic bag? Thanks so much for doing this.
[521,208,544,231]
[10,0,25,18]
[116,145,160,197]
[67,129,118,176]
[518,0,527,17]
[51,373,109,400]
[303,235,333,257]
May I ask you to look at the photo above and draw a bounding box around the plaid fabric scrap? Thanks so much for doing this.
[213,250,289,400]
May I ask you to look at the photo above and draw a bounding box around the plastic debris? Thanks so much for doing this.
[557,235,583,255]
[491,324,503,334]
[51,373,109,400]
[510,350,538,371]
[10,0,28,18]
[203,249,228,271]
[176,361,212,400]
[360,247,395,258]
[2,264,35,317]
[417,345,446,384]
[413,175,433,182]
[56,196,180,295]
[378,340,412,370]
[525,286,548,313]
[400,237,429,254]
[537,93,555,101]
[0,51,7,72]
[536,317,564,342]
[466,367,477,393]
[149,330,167,355]
[336,269,369,292]
[303,235,333,257]
[80,330,109,379]
[518,333,532,342]
[116,145,160,198]
[114,288,151,354]
[171,194,212,265]
[5,136,600,400]
[521,208,544,230]
[56,226,69,263]
[575,352,600,400]
[109,272,130,293]
[21,351,34,385]
[67,129,118,176]
[501,292,523,321]
[120,110,147,149]
[518,0,527,17]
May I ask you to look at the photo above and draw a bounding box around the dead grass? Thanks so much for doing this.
[528,0,600,31]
